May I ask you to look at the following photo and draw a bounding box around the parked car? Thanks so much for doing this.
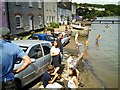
[12,40,52,88]
[53,32,70,47]
[28,34,55,43]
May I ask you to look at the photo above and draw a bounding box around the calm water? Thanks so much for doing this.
[87,17,119,88]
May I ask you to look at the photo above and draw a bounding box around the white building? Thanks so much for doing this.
[57,1,72,24]
[71,4,76,15]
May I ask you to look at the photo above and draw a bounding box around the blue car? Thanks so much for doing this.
[28,34,55,43]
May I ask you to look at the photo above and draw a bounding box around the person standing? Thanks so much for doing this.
[0,27,32,90]
[84,39,89,52]
[68,67,78,88]
[75,32,82,54]
[96,34,100,43]
[56,33,63,64]
[50,41,60,74]
[62,67,78,88]
[50,29,55,37]
[65,25,68,32]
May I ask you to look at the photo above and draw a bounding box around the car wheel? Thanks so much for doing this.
[15,79,22,90]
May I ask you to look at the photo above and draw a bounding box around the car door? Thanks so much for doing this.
[41,43,52,65]
[38,36,42,40]
[29,44,48,77]
[38,43,52,74]
[14,45,39,86]
[23,44,43,84]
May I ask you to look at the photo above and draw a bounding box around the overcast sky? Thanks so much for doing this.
[72,0,120,5]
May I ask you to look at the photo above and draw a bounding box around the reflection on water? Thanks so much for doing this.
[88,23,118,88]
[64,18,118,88]
[96,41,100,48]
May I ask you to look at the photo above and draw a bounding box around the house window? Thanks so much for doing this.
[46,16,49,24]
[39,15,42,25]
[52,16,54,22]
[15,15,22,28]
[38,0,42,8]
[29,0,33,7]
[46,16,48,22]
[49,16,51,22]
[54,16,55,22]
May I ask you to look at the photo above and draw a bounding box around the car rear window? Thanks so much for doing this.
[44,35,55,41]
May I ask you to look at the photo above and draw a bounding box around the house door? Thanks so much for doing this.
[29,15,33,30]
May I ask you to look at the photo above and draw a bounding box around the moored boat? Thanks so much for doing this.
[71,24,86,30]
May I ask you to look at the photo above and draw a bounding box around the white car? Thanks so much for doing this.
[53,32,70,47]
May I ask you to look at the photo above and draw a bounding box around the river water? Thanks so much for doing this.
[65,16,119,88]
[86,17,119,88]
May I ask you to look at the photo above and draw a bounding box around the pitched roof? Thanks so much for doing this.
[58,2,71,10]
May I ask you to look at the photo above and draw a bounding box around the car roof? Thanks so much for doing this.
[12,40,51,47]
[54,32,66,35]
[33,34,49,36]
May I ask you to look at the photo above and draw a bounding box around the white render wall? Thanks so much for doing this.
[72,4,76,15]
[44,0,58,26]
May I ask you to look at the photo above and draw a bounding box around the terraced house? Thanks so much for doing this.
[2,1,44,35]
[57,0,72,24]
[43,0,58,26]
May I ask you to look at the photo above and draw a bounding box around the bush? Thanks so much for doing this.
[50,22,59,28]
[56,23,59,28]
[46,26,53,30]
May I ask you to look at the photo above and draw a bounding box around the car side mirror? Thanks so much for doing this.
[31,58,36,63]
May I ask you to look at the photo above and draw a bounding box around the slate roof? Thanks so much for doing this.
[58,2,72,10]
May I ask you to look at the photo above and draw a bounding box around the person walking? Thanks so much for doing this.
[0,27,32,90]
[56,33,63,64]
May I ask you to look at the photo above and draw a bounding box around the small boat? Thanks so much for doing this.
[71,24,86,30]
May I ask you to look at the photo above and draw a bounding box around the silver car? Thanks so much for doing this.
[12,40,52,88]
